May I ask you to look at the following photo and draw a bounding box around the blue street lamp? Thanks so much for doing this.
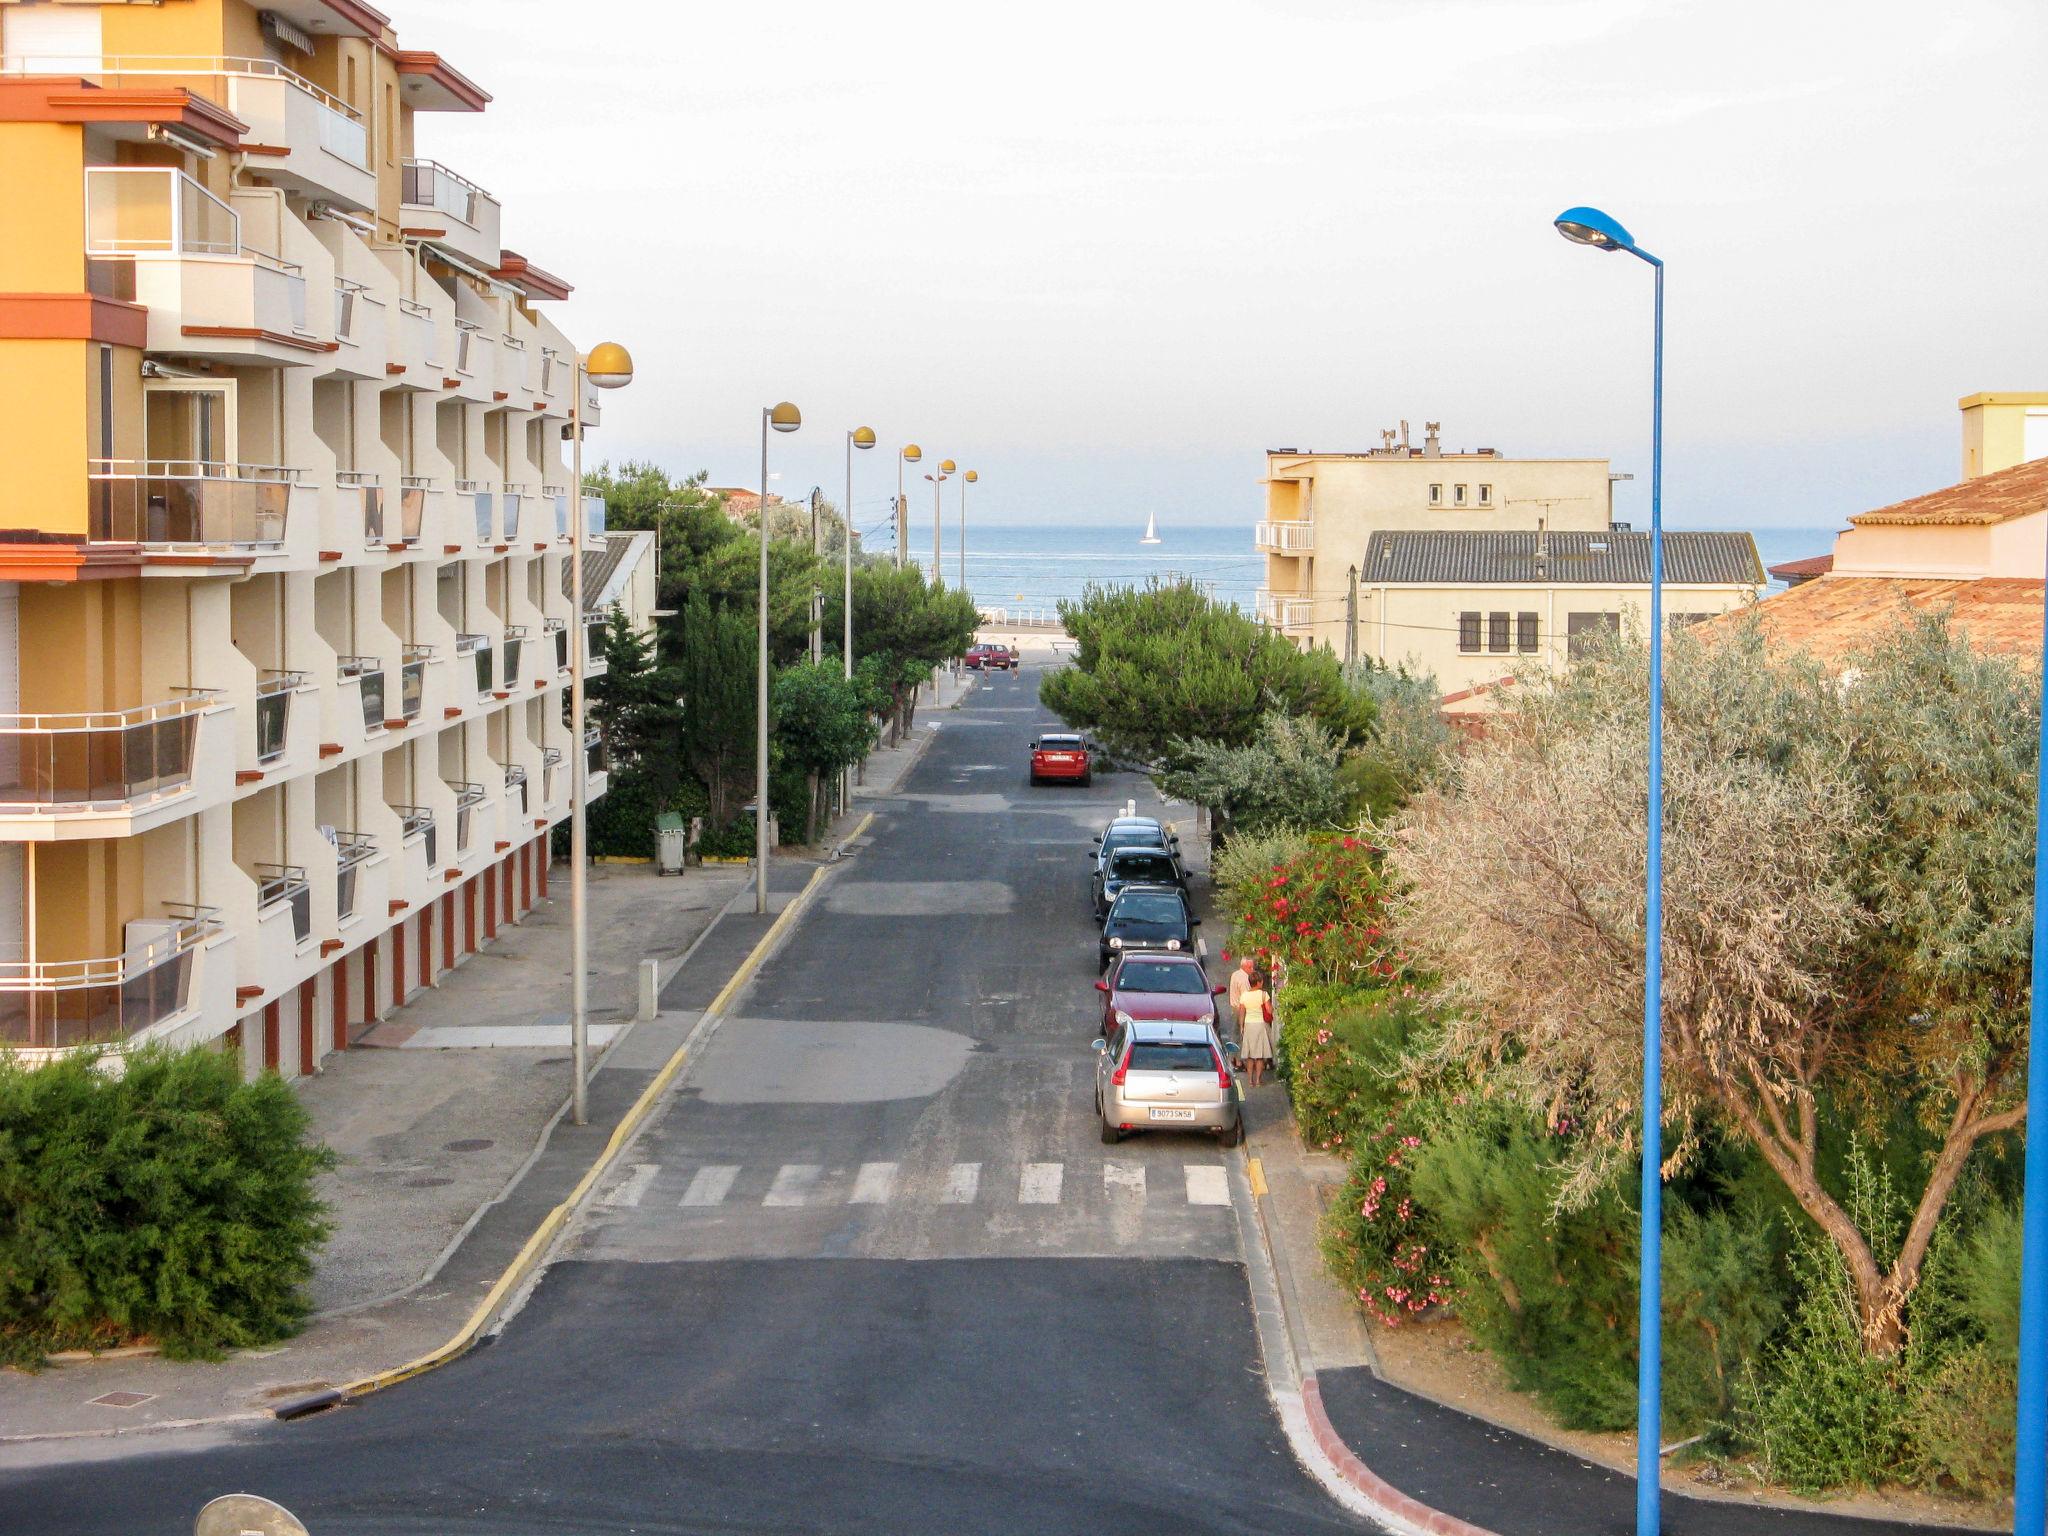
[1555,203,1665,1536]
[2016,558,2048,1522]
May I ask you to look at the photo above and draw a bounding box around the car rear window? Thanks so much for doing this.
[1128,1042,1218,1072]
[1039,735,1081,748]
[1110,852,1176,881]
[1112,892,1186,925]
[1117,960,1207,994]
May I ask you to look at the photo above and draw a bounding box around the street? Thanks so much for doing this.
[1,660,1375,1536]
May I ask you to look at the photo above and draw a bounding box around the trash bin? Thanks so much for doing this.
[654,812,688,876]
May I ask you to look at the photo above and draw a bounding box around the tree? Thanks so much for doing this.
[1039,579,1373,770]
[677,589,757,828]
[771,660,875,843]
[1390,615,2032,1356]
[583,606,684,857]
[828,563,978,741]
[1344,660,1458,815]
[1154,710,1349,837]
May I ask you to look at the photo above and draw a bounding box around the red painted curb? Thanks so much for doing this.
[1301,1375,1502,1536]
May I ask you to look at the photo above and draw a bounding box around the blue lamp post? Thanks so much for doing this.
[1554,203,1665,1536]
[2015,571,2048,1525]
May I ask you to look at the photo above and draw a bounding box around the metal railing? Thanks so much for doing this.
[541,746,563,806]
[0,694,215,811]
[505,764,529,818]
[473,640,495,697]
[397,478,428,544]
[501,627,528,689]
[337,656,386,731]
[551,488,571,541]
[1254,520,1315,554]
[338,470,383,545]
[455,631,484,655]
[401,646,431,720]
[396,805,438,869]
[585,728,607,777]
[255,670,303,764]
[502,487,524,541]
[84,165,240,257]
[546,617,569,672]
[87,459,296,547]
[400,159,494,226]
[334,830,377,922]
[584,493,606,538]
[0,907,221,1049]
[1254,589,1313,631]
[255,864,312,944]
[450,781,486,854]
[585,615,608,668]
[457,478,493,542]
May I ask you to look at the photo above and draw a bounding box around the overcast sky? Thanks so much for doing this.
[402,0,2044,532]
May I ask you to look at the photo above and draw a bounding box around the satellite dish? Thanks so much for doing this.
[195,1495,311,1536]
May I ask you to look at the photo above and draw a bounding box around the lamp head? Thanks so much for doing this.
[584,341,634,389]
[964,469,978,483]
[1553,206,1634,253]
[903,443,922,463]
[769,401,801,433]
[939,458,957,474]
[852,426,876,450]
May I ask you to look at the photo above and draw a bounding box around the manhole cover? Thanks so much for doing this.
[443,1138,494,1152]
[89,1391,154,1409]
[405,1176,455,1188]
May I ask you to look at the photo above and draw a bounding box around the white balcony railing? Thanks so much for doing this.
[1255,588,1314,631]
[87,460,298,547]
[0,907,222,1050]
[401,159,491,224]
[1255,520,1315,554]
[0,695,216,812]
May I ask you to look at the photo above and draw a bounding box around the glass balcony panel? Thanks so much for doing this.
[401,654,427,719]
[583,494,606,537]
[256,864,312,944]
[254,670,300,763]
[398,482,427,543]
[89,462,293,547]
[0,910,217,1048]
[502,634,524,688]
[472,489,493,542]
[85,167,239,256]
[553,491,570,541]
[475,643,494,697]
[503,492,522,541]
[0,700,208,810]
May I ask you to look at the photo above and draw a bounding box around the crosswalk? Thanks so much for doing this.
[598,1158,1236,1213]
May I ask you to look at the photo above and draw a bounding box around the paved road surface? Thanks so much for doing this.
[2,662,1374,1536]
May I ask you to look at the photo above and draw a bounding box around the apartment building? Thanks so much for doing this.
[0,0,617,1076]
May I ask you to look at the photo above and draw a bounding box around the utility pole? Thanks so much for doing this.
[808,486,822,664]
[1345,564,1359,667]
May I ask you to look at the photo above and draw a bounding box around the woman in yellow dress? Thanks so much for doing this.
[1235,969,1273,1087]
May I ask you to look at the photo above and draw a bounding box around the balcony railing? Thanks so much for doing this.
[255,670,303,764]
[88,459,296,548]
[502,627,528,690]
[338,470,383,545]
[397,477,428,545]
[1254,589,1313,631]
[397,804,438,869]
[8,56,365,164]
[1255,520,1315,554]
[0,907,221,1049]
[455,631,484,655]
[334,830,377,921]
[0,694,214,811]
[505,764,529,819]
[542,746,563,806]
[84,164,239,257]
[450,781,486,855]
[334,278,365,341]
[255,864,312,945]
[337,656,386,731]
[453,319,477,374]
[550,487,571,542]
[585,728,607,777]
[502,488,524,541]
[401,159,492,226]
[473,641,495,698]
[584,494,606,538]
[546,618,569,672]
[585,615,609,668]
[457,479,493,542]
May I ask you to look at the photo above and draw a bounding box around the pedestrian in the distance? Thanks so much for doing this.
[1236,968,1273,1087]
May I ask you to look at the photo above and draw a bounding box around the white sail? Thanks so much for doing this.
[1139,510,1160,544]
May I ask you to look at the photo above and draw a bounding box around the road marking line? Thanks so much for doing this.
[679,1165,739,1207]
[763,1164,823,1207]
[941,1162,980,1204]
[849,1162,898,1205]
[1019,1162,1064,1204]
[601,1163,659,1208]
[1186,1164,1230,1206]
[1247,1156,1269,1198]
[1103,1161,1146,1197]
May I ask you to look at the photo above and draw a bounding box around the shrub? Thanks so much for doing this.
[0,1047,333,1365]
[1322,1103,1452,1328]
[1908,1345,2014,1496]
[1226,834,1397,988]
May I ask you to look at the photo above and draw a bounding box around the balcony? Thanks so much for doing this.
[0,695,214,813]
[501,627,528,691]
[464,637,495,698]
[459,480,494,544]
[329,279,387,380]
[1255,589,1314,632]
[541,746,563,808]
[401,646,431,721]
[584,494,607,539]
[504,764,529,819]
[502,488,526,542]
[0,907,222,1051]
[338,471,384,547]
[450,781,487,856]
[255,864,312,946]
[1255,520,1315,555]
[85,167,321,366]
[546,617,568,673]
[334,831,377,923]
[397,805,439,870]
[585,730,609,802]
[397,478,429,546]
[585,615,609,676]
[550,487,571,542]
[400,159,503,271]
[395,297,441,376]
[217,60,375,209]
[88,460,297,549]
[337,656,386,733]
[254,670,303,765]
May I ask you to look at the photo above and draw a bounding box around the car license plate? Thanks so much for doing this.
[1149,1107,1197,1122]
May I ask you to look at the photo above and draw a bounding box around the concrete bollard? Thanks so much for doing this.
[638,957,660,1021]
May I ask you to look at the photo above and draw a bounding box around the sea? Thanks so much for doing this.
[914,522,1841,622]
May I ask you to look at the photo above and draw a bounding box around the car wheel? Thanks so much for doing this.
[1101,1118,1123,1145]
[1081,772,1093,787]
[1218,1116,1244,1149]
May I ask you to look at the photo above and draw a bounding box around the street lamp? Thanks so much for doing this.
[959,469,978,593]
[568,340,633,1127]
[844,426,875,815]
[931,458,955,584]
[758,401,800,915]
[1555,203,1663,1536]
[2018,475,2048,1528]
[896,444,922,569]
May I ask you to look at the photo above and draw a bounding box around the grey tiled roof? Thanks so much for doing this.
[1358,529,1763,586]
[560,534,634,612]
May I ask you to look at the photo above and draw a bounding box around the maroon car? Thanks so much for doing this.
[965,642,1016,671]
[1093,950,1225,1036]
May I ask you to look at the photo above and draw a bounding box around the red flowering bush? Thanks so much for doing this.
[1225,834,1399,988]
[1321,1111,1453,1328]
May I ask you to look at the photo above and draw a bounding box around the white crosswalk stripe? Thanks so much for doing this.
[1185,1164,1230,1206]
[602,1163,659,1208]
[940,1162,980,1204]
[849,1162,898,1205]
[679,1165,740,1207]
[1102,1161,1145,1198]
[763,1164,824,1207]
[1018,1162,1064,1204]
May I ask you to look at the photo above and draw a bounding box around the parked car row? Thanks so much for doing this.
[1080,808,1241,1147]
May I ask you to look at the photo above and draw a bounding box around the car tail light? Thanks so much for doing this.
[1214,1050,1232,1090]
[1111,1043,1131,1087]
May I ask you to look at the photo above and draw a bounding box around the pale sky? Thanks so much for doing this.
[402,0,2045,533]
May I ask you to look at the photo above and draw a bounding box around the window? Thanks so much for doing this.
[1458,611,1481,652]
[1429,484,1443,507]
[1567,611,1621,660]
[1454,484,1468,507]
[1487,612,1510,653]
[384,84,396,167]
[1478,484,1493,506]
[1517,612,1538,652]
[1128,1041,1221,1073]
[1670,612,1713,630]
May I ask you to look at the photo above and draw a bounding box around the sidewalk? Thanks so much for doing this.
[0,858,818,1448]
[1242,1086,1995,1536]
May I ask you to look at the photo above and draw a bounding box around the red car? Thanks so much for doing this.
[965,642,1016,671]
[1094,950,1224,1036]
[1029,732,1092,786]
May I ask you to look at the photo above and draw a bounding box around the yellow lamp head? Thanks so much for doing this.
[939,459,957,474]
[585,341,634,390]
[964,469,978,483]
[769,401,801,434]
[902,443,922,463]
[852,426,876,450]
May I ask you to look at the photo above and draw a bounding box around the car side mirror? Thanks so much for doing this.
[1211,985,1227,997]
[1188,916,1201,926]
[1090,1039,1108,1053]
[1094,979,1109,993]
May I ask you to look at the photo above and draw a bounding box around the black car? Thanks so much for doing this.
[1098,883,1199,972]
[1092,845,1187,922]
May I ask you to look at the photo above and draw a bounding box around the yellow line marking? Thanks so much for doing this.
[1247,1157,1268,1199]
[337,862,836,1402]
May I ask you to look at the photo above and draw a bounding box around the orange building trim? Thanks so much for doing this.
[181,325,342,353]
[390,52,492,112]
[0,292,148,349]
[0,80,247,147]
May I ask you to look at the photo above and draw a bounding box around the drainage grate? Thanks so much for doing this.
[443,1138,494,1152]
[89,1391,154,1409]
[406,1176,455,1188]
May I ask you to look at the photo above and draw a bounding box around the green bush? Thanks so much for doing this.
[0,1046,333,1366]
[1909,1344,2014,1496]
[693,816,756,859]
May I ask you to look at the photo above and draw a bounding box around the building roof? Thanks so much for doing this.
[1767,553,1835,580]
[1358,529,1763,586]
[1847,455,2048,528]
[560,531,652,613]
[1704,575,2044,664]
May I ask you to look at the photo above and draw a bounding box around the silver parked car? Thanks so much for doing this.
[1092,1017,1241,1146]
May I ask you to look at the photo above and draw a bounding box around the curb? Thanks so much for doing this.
[270,863,836,1420]
[1299,1375,1499,1536]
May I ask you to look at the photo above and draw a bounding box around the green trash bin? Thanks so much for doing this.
[654,811,688,876]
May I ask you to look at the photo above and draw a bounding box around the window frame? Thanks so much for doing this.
[1487,611,1510,653]
[1516,611,1538,653]
[1458,611,1481,653]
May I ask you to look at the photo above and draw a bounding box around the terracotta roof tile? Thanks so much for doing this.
[1700,575,2043,665]
[1848,456,2048,527]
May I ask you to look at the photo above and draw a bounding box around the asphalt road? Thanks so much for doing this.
[2,660,1374,1536]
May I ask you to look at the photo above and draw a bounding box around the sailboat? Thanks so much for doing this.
[1139,510,1161,545]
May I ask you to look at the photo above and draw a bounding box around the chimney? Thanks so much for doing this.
[1535,515,1548,579]
[1423,421,1441,459]
[1398,419,1411,453]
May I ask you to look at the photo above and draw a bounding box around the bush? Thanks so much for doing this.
[693,816,756,859]
[1909,1345,2014,1496]
[0,1047,333,1365]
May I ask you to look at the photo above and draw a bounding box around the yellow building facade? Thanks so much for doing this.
[0,0,615,1075]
